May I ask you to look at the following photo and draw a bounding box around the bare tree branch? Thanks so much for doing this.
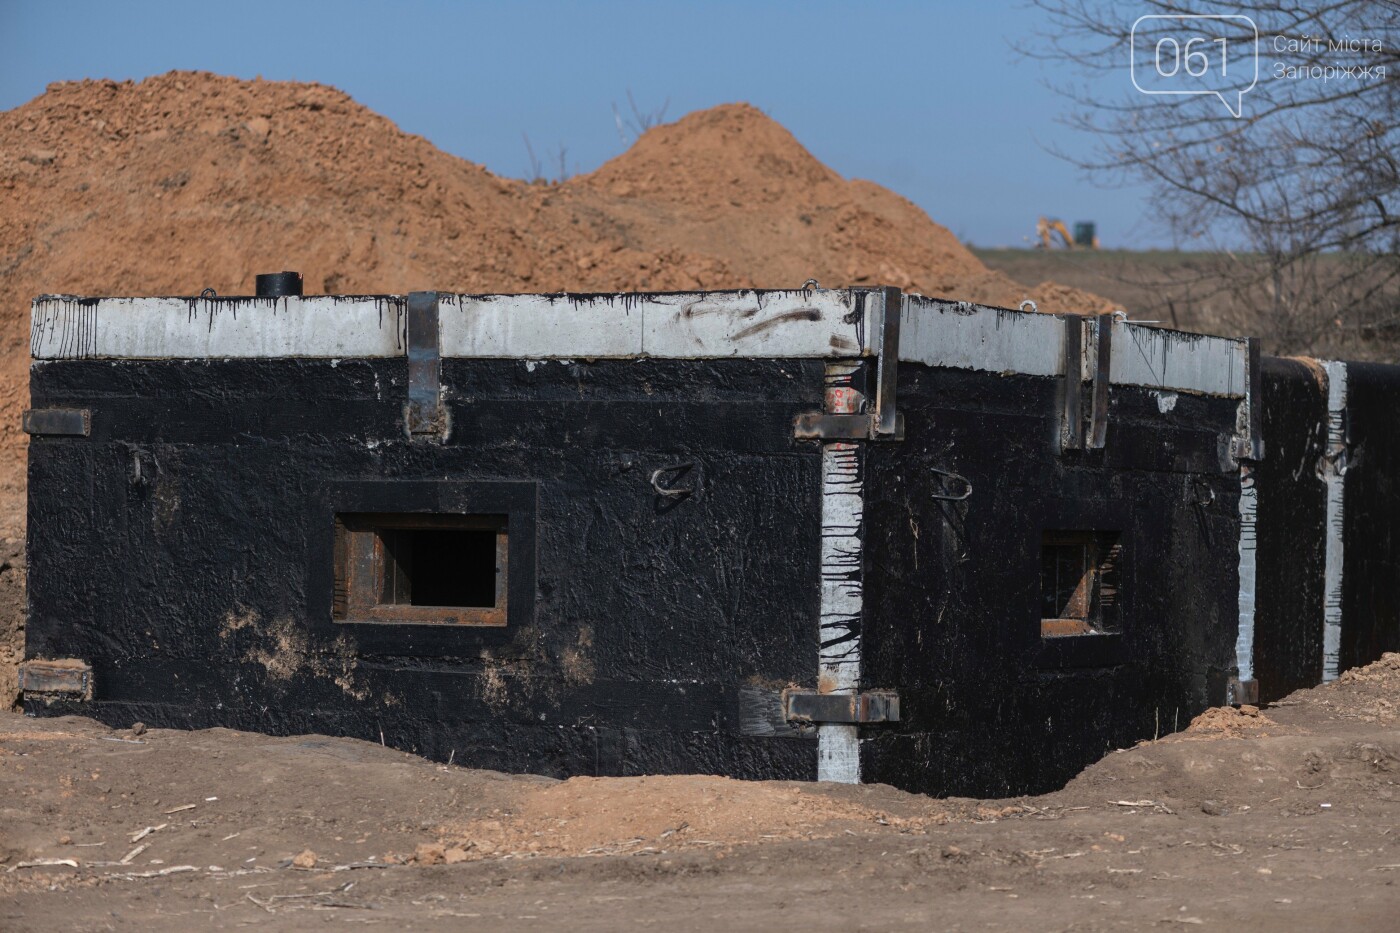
[1024,0,1400,357]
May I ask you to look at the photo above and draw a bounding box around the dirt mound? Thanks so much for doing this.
[574,103,1090,308]
[1056,653,1400,816]
[1313,650,1400,725]
[434,774,945,859]
[3,654,1399,930]
[1180,703,1275,738]
[0,713,947,872]
[1336,649,1400,684]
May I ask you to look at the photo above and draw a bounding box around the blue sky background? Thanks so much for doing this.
[0,0,1166,249]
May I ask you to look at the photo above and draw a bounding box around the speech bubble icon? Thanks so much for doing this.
[1131,14,1258,118]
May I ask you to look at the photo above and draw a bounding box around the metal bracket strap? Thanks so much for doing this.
[405,291,447,440]
[1087,313,1113,450]
[1244,337,1265,461]
[1061,315,1085,452]
[22,408,91,437]
[873,284,901,437]
[1059,312,1111,453]
[792,286,904,441]
[1226,676,1259,706]
[783,689,900,724]
[1228,337,1266,463]
[793,412,905,441]
[19,659,93,699]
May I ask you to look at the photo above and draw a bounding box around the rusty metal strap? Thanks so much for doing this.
[19,659,92,698]
[792,286,904,442]
[793,412,905,441]
[783,690,900,724]
[1226,677,1259,706]
[1088,313,1113,450]
[874,285,902,437]
[405,291,446,440]
[1061,315,1085,452]
[1229,337,1266,463]
[1245,337,1265,461]
[23,408,90,437]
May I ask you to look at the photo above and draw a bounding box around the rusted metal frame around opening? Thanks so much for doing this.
[334,513,508,627]
[793,286,905,441]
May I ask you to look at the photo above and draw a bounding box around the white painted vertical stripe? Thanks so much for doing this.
[817,362,863,784]
[1235,464,1257,683]
[1321,360,1348,682]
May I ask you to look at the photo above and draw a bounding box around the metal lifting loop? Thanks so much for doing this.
[929,467,973,502]
[650,462,696,498]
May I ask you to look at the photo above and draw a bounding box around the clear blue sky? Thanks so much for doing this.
[0,0,1164,249]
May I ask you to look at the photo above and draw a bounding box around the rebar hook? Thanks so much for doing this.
[929,467,973,501]
[650,462,696,498]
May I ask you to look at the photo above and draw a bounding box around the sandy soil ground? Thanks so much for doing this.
[2,654,1396,931]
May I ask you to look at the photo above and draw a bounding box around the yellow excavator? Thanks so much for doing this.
[1036,217,1100,250]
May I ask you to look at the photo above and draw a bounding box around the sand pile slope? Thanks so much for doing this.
[0,71,1110,537]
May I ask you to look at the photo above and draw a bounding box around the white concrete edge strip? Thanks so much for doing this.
[31,296,407,361]
[1235,463,1257,684]
[32,291,869,362]
[1109,319,1246,397]
[899,299,1245,396]
[440,291,869,359]
[1321,360,1348,682]
[817,362,863,784]
[32,293,1248,397]
[899,297,1064,377]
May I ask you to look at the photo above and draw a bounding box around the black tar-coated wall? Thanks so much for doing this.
[1340,363,1400,670]
[1253,358,1328,701]
[27,354,1244,796]
[27,358,827,780]
[862,368,1240,797]
[1251,357,1400,702]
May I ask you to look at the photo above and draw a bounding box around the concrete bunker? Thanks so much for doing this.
[19,281,1398,796]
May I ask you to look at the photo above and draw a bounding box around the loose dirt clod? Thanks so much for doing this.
[1181,704,1276,738]
[412,843,445,866]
